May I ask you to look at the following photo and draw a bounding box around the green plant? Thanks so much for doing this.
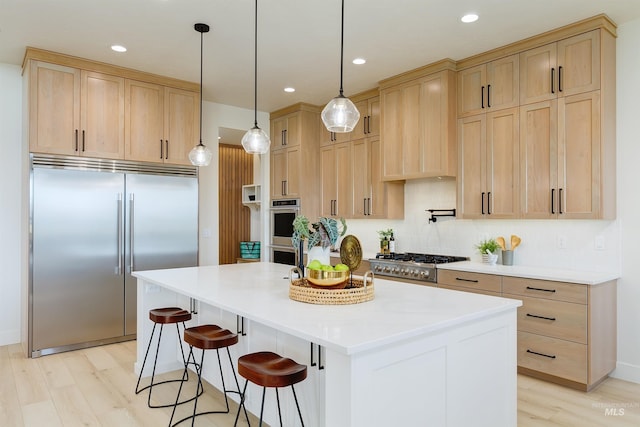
[377,228,393,241]
[292,216,347,250]
[476,238,500,254]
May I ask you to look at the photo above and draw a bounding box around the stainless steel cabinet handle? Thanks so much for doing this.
[116,194,123,275]
[129,193,134,272]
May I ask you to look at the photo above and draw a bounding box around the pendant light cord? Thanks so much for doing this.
[253,0,259,127]
[199,29,204,145]
[339,0,345,97]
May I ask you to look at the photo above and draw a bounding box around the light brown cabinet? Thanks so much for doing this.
[352,137,404,219]
[319,125,350,147]
[269,104,320,218]
[380,66,457,181]
[320,142,352,217]
[457,54,519,117]
[437,269,616,391]
[520,31,601,105]
[351,95,380,139]
[28,61,125,159]
[458,107,520,219]
[502,276,616,391]
[125,81,199,165]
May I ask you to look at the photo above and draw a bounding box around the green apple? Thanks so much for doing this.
[334,263,350,272]
[320,264,334,271]
[308,259,322,270]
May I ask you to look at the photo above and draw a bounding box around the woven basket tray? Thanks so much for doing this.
[289,271,375,305]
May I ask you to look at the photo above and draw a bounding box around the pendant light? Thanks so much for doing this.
[242,0,271,154]
[189,23,213,167]
[321,0,360,133]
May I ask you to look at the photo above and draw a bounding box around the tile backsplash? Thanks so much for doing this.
[345,178,620,273]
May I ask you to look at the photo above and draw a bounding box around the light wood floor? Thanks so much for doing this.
[1,340,639,426]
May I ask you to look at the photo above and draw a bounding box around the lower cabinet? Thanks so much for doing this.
[437,270,616,391]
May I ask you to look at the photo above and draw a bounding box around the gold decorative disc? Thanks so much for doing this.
[340,235,362,272]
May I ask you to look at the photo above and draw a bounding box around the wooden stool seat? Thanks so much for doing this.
[148,307,192,324]
[238,351,307,388]
[184,324,239,350]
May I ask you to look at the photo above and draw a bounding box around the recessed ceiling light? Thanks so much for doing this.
[284,87,295,93]
[352,58,366,65]
[461,14,479,23]
[111,45,127,53]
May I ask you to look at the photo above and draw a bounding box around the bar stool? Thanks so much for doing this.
[169,324,249,426]
[135,307,201,408]
[233,351,307,427]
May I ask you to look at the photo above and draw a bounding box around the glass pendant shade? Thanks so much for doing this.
[242,126,270,154]
[322,95,360,133]
[188,143,213,167]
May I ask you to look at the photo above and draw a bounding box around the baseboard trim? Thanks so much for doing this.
[610,362,640,384]
[0,329,21,347]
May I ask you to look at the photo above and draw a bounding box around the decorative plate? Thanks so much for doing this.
[340,234,362,272]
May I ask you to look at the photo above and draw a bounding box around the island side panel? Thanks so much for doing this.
[325,309,518,427]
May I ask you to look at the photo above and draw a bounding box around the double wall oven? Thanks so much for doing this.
[270,199,300,265]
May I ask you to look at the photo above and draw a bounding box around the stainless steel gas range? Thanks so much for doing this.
[368,253,468,285]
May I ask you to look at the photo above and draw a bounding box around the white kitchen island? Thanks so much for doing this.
[134,262,521,427]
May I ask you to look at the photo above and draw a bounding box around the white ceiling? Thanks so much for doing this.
[2,0,640,114]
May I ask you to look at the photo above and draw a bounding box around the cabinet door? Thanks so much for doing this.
[284,114,301,147]
[351,139,368,218]
[421,71,456,177]
[520,43,557,105]
[80,71,125,159]
[29,61,80,155]
[335,142,353,216]
[351,100,368,140]
[164,87,199,165]
[558,92,601,219]
[457,115,486,218]
[457,64,486,116]
[320,146,337,216]
[352,97,379,140]
[124,80,164,162]
[368,97,380,136]
[271,150,287,199]
[284,146,301,197]
[486,108,519,219]
[557,31,600,96]
[402,82,422,177]
[273,117,287,148]
[486,54,519,111]
[520,101,558,219]
[381,88,404,179]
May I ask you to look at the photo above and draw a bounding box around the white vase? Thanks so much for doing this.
[308,245,331,266]
[482,253,498,265]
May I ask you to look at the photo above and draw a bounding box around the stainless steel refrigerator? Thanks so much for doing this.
[29,155,198,357]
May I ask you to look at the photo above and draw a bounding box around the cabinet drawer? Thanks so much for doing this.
[518,331,587,384]
[437,270,502,293]
[509,296,587,344]
[438,284,501,297]
[503,276,587,304]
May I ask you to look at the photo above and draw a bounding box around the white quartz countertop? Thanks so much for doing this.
[437,261,619,285]
[134,262,520,356]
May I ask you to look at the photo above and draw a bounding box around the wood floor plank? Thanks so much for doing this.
[1,341,639,426]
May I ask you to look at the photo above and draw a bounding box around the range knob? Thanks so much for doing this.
[402,269,409,276]
[412,270,420,277]
[383,266,391,273]
[374,265,382,272]
[392,267,400,274]
[420,271,428,278]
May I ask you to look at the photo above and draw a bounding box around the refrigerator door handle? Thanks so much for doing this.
[117,193,123,275]
[129,193,135,272]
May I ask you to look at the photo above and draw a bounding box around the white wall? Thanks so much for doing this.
[0,64,23,345]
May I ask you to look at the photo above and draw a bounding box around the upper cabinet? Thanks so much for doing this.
[458,54,519,117]
[456,16,616,220]
[269,103,320,219]
[28,61,125,159]
[520,31,601,105]
[319,90,380,146]
[24,48,200,166]
[125,81,199,165]
[380,62,458,181]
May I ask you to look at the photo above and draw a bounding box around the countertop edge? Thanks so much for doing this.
[436,261,619,285]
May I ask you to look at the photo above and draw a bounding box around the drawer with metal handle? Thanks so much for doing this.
[502,276,587,304]
[508,295,587,344]
[518,331,587,384]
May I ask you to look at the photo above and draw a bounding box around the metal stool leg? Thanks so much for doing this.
[291,384,305,427]
[233,379,250,427]
[275,388,283,427]
[259,386,266,427]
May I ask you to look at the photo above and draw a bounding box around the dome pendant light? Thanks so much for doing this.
[321,0,360,133]
[189,23,213,167]
[242,0,271,154]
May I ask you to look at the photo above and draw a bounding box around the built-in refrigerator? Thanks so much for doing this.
[29,155,198,357]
